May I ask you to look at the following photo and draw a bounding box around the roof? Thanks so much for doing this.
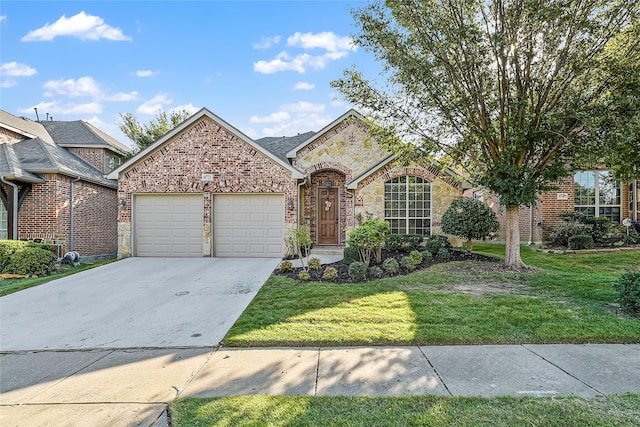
[255,131,316,162]
[0,144,46,183]
[41,120,130,156]
[0,110,54,144]
[108,107,305,180]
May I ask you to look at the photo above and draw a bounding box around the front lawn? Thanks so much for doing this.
[222,244,640,346]
[170,394,640,427]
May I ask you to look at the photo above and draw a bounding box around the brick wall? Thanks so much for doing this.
[0,127,23,143]
[67,147,107,172]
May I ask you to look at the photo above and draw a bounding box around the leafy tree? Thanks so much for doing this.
[286,226,313,271]
[332,0,638,267]
[441,197,500,253]
[118,109,192,154]
[347,220,390,266]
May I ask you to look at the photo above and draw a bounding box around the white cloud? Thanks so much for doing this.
[22,11,131,42]
[44,76,102,98]
[0,16,6,24]
[136,94,173,115]
[136,70,157,77]
[260,113,333,137]
[294,81,315,90]
[253,35,281,49]
[172,103,199,115]
[19,100,102,116]
[287,32,356,52]
[250,111,291,123]
[281,102,325,113]
[1,61,37,77]
[254,51,341,74]
[107,91,139,102]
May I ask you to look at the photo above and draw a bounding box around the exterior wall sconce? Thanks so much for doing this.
[120,199,126,209]
[287,199,295,211]
[325,180,333,187]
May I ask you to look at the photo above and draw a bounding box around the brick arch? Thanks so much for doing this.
[358,163,460,190]
[304,162,353,181]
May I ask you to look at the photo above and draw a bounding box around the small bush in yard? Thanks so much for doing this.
[401,256,417,271]
[343,246,359,264]
[348,261,367,282]
[298,270,311,281]
[279,260,293,272]
[549,222,593,246]
[585,217,610,242]
[424,239,442,256]
[568,234,595,250]
[385,234,423,252]
[308,257,322,270]
[368,265,383,279]
[437,248,451,259]
[615,270,640,315]
[421,250,433,262]
[4,247,57,276]
[409,250,423,265]
[382,257,399,274]
[428,235,452,249]
[322,266,338,281]
[441,197,500,253]
[0,240,52,272]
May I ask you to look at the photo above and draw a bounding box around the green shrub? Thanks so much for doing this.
[382,257,399,274]
[626,228,640,245]
[348,261,367,282]
[298,270,311,281]
[308,257,322,270]
[0,240,52,272]
[568,234,595,250]
[428,235,452,249]
[557,211,585,222]
[400,256,416,271]
[437,248,451,259]
[409,250,423,265]
[4,247,57,276]
[368,265,383,279]
[343,246,359,265]
[549,222,593,246]
[384,234,423,252]
[421,250,433,262]
[615,270,640,315]
[441,197,500,253]
[279,260,293,272]
[322,266,339,281]
[347,220,390,266]
[585,217,611,242]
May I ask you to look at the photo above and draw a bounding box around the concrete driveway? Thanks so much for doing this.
[0,257,281,351]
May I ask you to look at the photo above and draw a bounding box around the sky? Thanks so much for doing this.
[0,0,379,147]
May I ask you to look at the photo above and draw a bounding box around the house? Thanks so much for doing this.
[0,110,130,256]
[107,108,469,258]
[466,171,639,244]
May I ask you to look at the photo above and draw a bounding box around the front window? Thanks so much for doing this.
[0,203,7,239]
[384,176,431,235]
[574,171,621,223]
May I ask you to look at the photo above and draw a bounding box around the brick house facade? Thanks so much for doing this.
[109,108,467,258]
[0,110,128,256]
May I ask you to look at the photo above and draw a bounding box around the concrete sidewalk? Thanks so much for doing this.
[1,344,639,426]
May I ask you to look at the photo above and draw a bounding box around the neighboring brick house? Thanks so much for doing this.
[0,110,129,256]
[466,172,639,244]
[108,108,469,258]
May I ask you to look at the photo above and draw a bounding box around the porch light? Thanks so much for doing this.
[325,180,333,187]
[287,199,295,211]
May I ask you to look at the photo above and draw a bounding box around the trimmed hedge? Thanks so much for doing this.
[568,234,595,250]
[0,240,57,276]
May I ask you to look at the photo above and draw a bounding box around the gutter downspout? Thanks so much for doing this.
[297,178,307,227]
[1,177,18,240]
[70,176,81,251]
[634,180,638,222]
[528,205,534,245]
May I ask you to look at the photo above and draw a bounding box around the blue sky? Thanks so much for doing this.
[0,1,378,147]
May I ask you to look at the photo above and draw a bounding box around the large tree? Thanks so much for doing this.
[119,109,192,154]
[332,0,639,267]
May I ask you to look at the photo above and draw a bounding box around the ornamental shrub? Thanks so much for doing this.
[400,256,417,271]
[0,240,52,272]
[279,260,293,272]
[347,220,390,266]
[348,261,367,282]
[428,235,453,249]
[615,270,640,315]
[343,246,359,265]
[549,222,593,247]
[382,257,399,274]
[441,197,499,253]
[298,270,311,281]
[568,234,595,250]
[409,250,423,265]
[4,247,57,276]
[368,265,383,279]
[437,248,451,259]
[384,234,423,252]
[308,257,322,270]
[584,217,611,243]
[322,266,339,281]
[421,250,433,262]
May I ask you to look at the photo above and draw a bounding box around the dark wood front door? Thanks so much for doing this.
[318,188,338,244]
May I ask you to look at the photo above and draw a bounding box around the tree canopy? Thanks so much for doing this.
[332,0,639,267]
[118,109,192,154]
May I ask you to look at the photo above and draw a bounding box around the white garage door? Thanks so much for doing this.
[213,194,284,257]
[134,194,203,257]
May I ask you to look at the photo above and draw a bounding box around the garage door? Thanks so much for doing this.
[134,194,203,257]
[213,194,284,257]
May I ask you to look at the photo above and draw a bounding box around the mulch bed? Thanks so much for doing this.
[275,248,501,284]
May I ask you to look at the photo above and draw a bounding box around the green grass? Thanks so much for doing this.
[170,394,640,427]
[0,259,117,296]
[222,244,640,346]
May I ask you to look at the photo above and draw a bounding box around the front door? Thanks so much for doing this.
[318,188,338,244]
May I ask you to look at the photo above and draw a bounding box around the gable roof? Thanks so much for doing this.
[0,110,54,144]
[0,144,46,183]
[107,107,305,180]
[285,109,365,159]
[41,120,130,156]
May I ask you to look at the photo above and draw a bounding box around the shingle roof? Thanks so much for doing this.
[254,131,316,162]
[41,120,130,156]
[0,110,54,144]
[0,144,46,183]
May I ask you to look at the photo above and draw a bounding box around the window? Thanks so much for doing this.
[0,203,7,239]
[574,171,621,223]
[384,176,431,235]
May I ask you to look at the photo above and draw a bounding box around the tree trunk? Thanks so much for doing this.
[466,238,472,253]
[504,206,527,268]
